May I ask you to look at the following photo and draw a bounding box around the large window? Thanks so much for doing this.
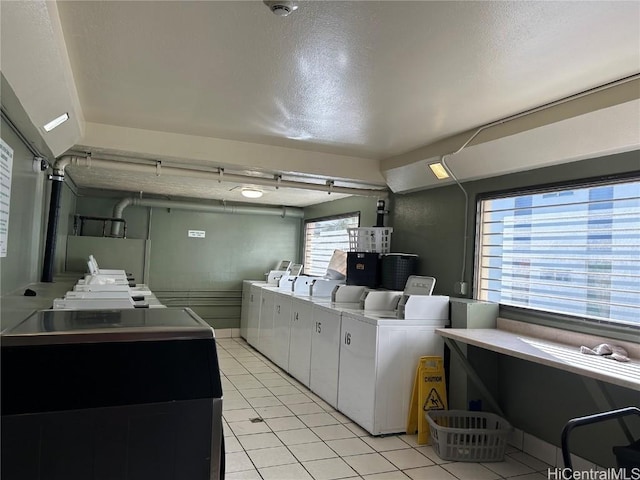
[303,213,359,276]
[475,176,640,326]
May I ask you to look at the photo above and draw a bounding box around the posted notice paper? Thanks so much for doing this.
[0,139,14,257]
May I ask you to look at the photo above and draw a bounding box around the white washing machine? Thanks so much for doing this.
[54,289,165,311]
[246,283,267,347]
[53,296,151,310]
[241,280,265,339]
[270,275,316,372]
[271,289,294,371]
[258,287,278,360]
[285,277,344,387]
[242,262,292,343]
[337,295,449,435]
[288,278,344,387]
[309,286,368,408]
[249,276,311,376]
[255,276,312,373]
[248,275,345,385]
[287,296,315,386]
[73,282,153,296]
[247,275,287,348]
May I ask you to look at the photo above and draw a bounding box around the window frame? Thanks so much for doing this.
[473,171,640,343]
[302,212,360,276]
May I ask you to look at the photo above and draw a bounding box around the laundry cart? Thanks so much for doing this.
[1,307,225,480]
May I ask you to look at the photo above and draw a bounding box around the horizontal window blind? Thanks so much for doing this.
[475,178,640,326]
[303,214,359,276]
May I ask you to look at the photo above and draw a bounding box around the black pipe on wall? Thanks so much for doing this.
[41,174,64,282]
[376,200,386,227]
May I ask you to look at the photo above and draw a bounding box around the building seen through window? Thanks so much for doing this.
[476,178,640,326]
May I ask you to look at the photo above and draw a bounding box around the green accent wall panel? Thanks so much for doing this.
[147,207,300,291]
[304,195,381,227]
[390,150,640,296]
[0,118,47,295]
[73,195,150,239]
[54,181,77,274]
[66,236,147,282]
[389,185,464,295]
[389,150,640,466]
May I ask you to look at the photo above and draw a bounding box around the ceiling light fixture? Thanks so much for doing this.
[43,112,69,132]
[428,162,450,180]
[241,187,264,199]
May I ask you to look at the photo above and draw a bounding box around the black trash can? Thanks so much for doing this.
[381,253,419,290]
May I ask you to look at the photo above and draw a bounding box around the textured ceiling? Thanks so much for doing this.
[56,1,640,158]
[2,1,638,205]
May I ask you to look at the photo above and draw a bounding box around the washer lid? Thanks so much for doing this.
[1,307,213,346]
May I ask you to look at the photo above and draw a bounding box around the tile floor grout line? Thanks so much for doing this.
[223,339,546,480]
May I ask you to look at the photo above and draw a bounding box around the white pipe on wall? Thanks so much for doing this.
[53,155,387,196]
[110,197,304,237]
[52,153,385,237]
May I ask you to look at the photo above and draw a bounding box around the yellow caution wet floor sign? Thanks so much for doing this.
[406,356,447,445]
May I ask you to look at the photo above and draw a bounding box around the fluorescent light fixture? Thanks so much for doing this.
[428,162,450,180]
[241,187,263,199]
[43,112,69,132]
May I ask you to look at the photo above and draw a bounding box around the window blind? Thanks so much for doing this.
[303,214,359,276]
[475,178,640,326]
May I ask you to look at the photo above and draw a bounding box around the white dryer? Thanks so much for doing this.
[286,277,342,387]
[247,282,272,347]
[241,280,257,339]
[271,275,316,371]
[257,287,278,360]
[337,295,449,435]
[309,286,368,408]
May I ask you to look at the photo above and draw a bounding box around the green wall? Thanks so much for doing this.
[389,185,464,294]
[4,71,637,467]
[390,150,640,296]
[147,207,300,290]
[73,195,149,239]
[390,149,640,466]
[304,195,382,226]
[71,196,302,328]
[66,236,146,282]
[69,194,380,329]
[0,117,48,296]
[500,355,639,467]
[0,112,77,328]
[54,180,78,274]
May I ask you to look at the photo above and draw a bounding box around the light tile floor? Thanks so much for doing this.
[217,337,552,480]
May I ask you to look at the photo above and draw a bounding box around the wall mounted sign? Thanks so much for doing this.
[188,230,206,238]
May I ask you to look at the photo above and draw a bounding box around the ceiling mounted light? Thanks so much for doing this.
[263,0,298,16]
[241,187,263,199]
[428,162,450,180]
[43,112,69,132]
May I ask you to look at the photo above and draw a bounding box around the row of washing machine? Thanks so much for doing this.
[240,274,449,435]
[51,255,164,310]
